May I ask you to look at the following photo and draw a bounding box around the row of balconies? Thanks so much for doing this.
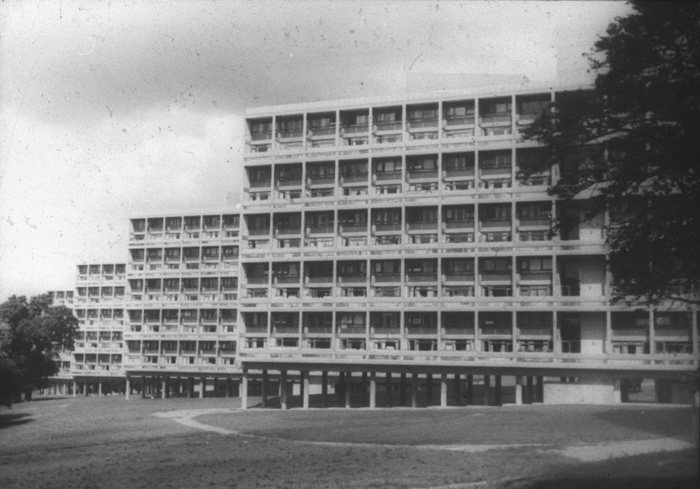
[244,221,550,238]
[247,112,542,153]
[130,215,240,236]
[76,264,126,279]
[251,169,540,189]
[127,262,238,274]
[129,229,240,244]
[239,284,601,300]
[245,178,551,204]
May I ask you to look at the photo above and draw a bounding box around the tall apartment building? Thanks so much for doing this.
[46,85,698,406]
[235,86,699,407]
[70,263,127,395]
[122,211,242,397]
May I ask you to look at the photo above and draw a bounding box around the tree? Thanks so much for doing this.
[522,1,700,306]
[0,294,78,405]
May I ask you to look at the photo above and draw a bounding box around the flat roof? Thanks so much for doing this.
[245,82,592,117]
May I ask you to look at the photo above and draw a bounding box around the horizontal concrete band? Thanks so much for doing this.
[239,358,698,380]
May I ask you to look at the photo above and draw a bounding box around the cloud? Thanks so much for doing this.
[0,0,633,299]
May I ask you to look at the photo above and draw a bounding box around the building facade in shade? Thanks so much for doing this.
[48,290,76,386]
[235,85,699,407]
[69,263,128,395]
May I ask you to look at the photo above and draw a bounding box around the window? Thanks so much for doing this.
[340,313,365,326]
[249,168,271,182]
[353,114,368,125]
[481,152,512,169]
[519,257,552,272]
[251,121,272,134]
[408,208,437,223]
[374,209,400,224]
[444,207,473,222]
[409,158,437,172]
[375,111,397,123]
[375,160,402,174]
[519,204,548,219]
[444,155,473,171]
[409,109,437,120]
[310,116,333,129]
[340,211,366,225]
[307,164,335,179]
[481,259,512,272]
[481,206,511,220]
[407,260,436,274]
[374,261,399,275]
[520,99,549,114]
[444,259,474,274]
[279,119,302,132]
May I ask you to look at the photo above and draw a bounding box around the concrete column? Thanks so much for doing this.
[369,372,377,408]
[241,369,249,410]
[426,374,433,406]
[344,372,352,408]
[213,378,219,398]
[362,372,369,406]
[188,377,194,398]
[200,377,206,399]
[261,370,269,408]
[302,371,310,409]
[515,376,523,405]
[613,379,622,404]
[85,382,89,397]
[321,371,328,408]
[453,374,461,406]
[225,378,231,398]
[280,370,288,410]
[411,373,419,408]
[483,375,490,406]
[162,378,167,399]
[466,375,473,405]
[141,376,146,399]
[400,373,407,406]
[73,381,77,398]
[692,310,699,356]
[495,375,502,406]
[385,372,392,408]
[440,374,448,407]
[126,377,131,400]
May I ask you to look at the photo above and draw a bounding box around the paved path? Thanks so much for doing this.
[154,408,696,462]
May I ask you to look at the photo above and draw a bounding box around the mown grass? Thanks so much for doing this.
[0,396,697,489]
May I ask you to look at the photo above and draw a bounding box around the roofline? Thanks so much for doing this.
[245,81,593,118]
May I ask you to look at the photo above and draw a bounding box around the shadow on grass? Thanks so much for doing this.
[593,407,697,440]
[28,396,71,403]
[0,413,33,429]
[520,477,698,489]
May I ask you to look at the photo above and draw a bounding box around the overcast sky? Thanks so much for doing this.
[0,0,632,300]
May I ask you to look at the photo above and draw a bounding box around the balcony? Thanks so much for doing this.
[251,132,272,141]
[407,119,438,130]
[373,171,402,182]
[342,124,369,135]
[444,116,474,127]
[406,273,438,283]
[443,273,475,283]
[480,114,512,125]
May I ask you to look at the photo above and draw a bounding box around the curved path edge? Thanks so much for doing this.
[153,408,696,461]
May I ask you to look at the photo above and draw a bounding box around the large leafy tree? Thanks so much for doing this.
[522,1,700,306]
[0,294,78,405]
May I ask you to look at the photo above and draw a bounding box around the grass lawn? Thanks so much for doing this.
[0,396,697,489]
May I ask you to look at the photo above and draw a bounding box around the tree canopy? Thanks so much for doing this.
[522,1,700,306]
[0,294,78,406]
